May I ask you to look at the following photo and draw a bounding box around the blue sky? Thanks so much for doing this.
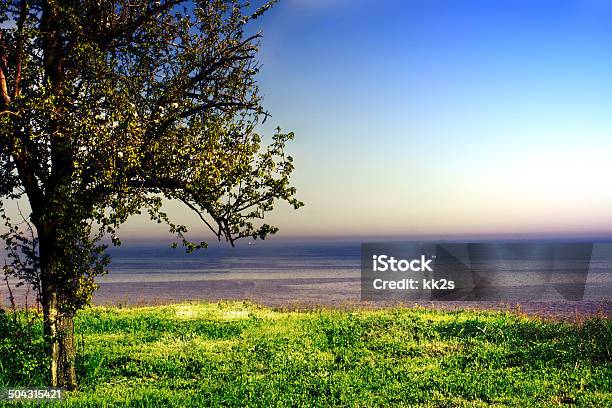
[230,0,612,239]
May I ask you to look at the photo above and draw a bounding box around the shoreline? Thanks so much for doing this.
[92,277,610,321]
[3,277,610,321]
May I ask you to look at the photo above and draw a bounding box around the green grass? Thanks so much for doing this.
[1,302,610,407]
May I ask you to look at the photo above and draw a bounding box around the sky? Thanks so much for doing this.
[247,0,612,240]
[7,0,612,241]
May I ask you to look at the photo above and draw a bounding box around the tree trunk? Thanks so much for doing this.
[41,288,77,390]
[39,227,78,391]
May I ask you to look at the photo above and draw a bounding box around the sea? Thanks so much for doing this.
[2,240,611,314]
[103,241,361,283]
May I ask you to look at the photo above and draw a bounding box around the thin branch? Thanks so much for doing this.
[0,110,21,117]
[99,0,186,47]
[3,268,16,313]
[0,32,12,108]
[14,0,29,98]
[178,198,222,241]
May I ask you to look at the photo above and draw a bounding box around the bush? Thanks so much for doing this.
[0,309,48,386]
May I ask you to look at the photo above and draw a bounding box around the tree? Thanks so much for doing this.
[0,0,302,389]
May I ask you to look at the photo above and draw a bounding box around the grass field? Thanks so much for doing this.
[0,302,610,407]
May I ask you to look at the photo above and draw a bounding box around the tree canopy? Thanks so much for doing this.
[0,0,301,387]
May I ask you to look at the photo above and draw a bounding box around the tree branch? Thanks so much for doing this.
[13,0,28,98]
[178,198,223,241]
[0,32,12,108]
[99,0,186,48]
